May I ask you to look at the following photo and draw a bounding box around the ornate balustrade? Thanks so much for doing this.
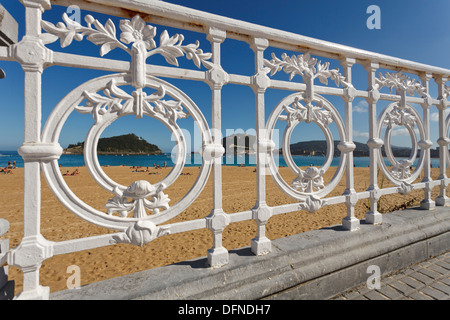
[1,0,449,299]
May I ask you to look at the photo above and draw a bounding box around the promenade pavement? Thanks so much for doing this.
[330,250,450,300]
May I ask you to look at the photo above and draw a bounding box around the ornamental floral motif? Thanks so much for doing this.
[76,80,189,123]
[41,14,212,68]
[264,52,351,88]
[281,97,334,128]
[106,180,170,219]
[299,195,326,213]
[119,16,156,51]
[376,71,426,96]
[292,166,325,193]
[398,181,413,195]
[111,220,170,247]
[390,159,413,181]
[383,105,417,129]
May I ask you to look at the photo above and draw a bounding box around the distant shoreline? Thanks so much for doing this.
[1,151,444,169]
[62,151,164,156]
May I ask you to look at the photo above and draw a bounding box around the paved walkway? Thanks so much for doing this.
[331,251,450,300]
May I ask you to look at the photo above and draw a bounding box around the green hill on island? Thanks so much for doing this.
[64,134,163,155]
[218,135,440,158]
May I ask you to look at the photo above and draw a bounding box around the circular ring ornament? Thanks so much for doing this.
[265,92,347,201]
[41,73,212,230]
[376,102,426,185]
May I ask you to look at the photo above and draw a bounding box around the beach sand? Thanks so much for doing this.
[0,165,449,295]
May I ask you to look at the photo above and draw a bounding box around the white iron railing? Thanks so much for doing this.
[1,0,449,299]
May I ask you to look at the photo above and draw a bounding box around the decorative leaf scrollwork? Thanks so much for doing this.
[263,52,351,88]
[390,159,413,181]
[383,105,417,129]
[398,181,413,195]
[106,180,170,219]
[76,80,189,123]
[111,220,171,247]
[298,195,326,213]
[280,97,334,128]
[376,71,426,96]
[41,13,129,56]
[41,14,212,68]
[292,166,325,193]
[149,30,212,68]
[76,80,132,123]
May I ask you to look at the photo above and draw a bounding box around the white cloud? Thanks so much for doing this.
[390,127,420,137]
[353,130,369,138]
[353,100,368,113]
[430,110,450,122]
[430,112,439,122]
[353,127,420,140]
[391,127,409,137]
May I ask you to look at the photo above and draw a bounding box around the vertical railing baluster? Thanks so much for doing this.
[340,58,359,231]
[419,72,435,210]
[364,62,383,224]
[250,38,272,255]
[7,0,54,300]
[435,76,450,206]
[205,27,230,267]
[0,219,12,299]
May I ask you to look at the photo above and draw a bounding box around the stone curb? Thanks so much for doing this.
[50,206,450,300]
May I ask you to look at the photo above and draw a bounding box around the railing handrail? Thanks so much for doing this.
[53,0,450,77]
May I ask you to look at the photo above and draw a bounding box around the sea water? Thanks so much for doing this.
[0,150,442,169]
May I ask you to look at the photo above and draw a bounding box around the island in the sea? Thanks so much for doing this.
[63,133,163,155]
[286,140,440,158]
[220,135,441,159]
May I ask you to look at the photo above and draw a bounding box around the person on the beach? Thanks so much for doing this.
[1,167,12,174]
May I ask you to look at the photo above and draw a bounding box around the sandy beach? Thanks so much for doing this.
[0,165,448,295]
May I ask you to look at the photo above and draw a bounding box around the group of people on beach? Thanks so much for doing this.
[62,168,79,176]
[1,160,16,174]
[130,161,168,173]
[130,166,153,173]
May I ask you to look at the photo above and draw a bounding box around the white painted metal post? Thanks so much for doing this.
[8,0,54,300]
[250,37,272,255]
[0,219,12,299]
[205,27,229,267]
[435,76,449,206]
[364,62,383,224]
[340,58,359,231]
[419,73,435,210]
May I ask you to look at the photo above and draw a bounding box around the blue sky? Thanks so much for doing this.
[0,0,449,152]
